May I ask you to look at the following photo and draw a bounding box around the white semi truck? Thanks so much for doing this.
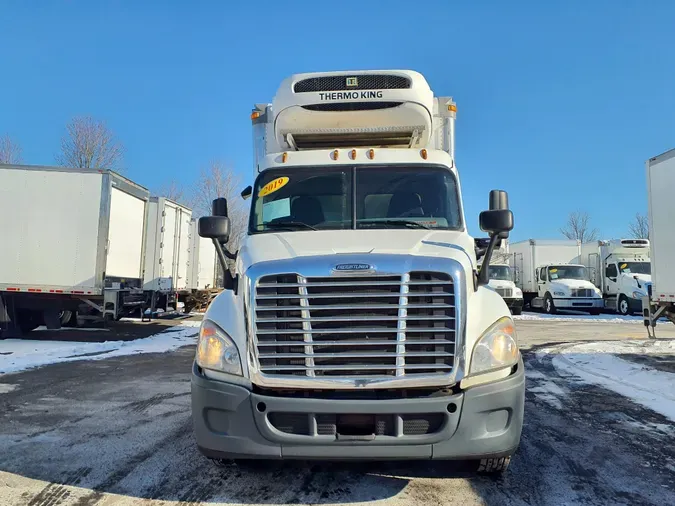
[643,149,675,332]
[0,164,150,336]
[510,239,603,314]
[191,70,524,473]
[578,239,651,315]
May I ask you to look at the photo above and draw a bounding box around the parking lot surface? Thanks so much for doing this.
[1,316,674,505]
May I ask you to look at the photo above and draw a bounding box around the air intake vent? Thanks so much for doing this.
[290,129,419,150]
[301,102,402,112]
[294,75,412,93]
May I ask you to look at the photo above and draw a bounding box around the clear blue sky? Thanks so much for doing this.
[2,1,674,241]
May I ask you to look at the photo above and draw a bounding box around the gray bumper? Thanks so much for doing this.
[554,297,603,309]
[191,357,525,461]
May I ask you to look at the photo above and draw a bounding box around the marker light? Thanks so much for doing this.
[333,149,339,160]
[367,149,375,159]
[282,152,288,163]
[251,111,261,120]
[420,149,428,160]
[448,104,457,112]
[351,149,357,160]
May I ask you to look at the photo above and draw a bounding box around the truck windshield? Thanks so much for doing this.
[548,265,588,281]
[618,262,651,275]
[489,265,512,281]
[250,165,462,232]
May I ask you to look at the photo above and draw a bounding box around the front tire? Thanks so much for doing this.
[511,307,523,316]
[544,294,556,314]
[618,295,631,316]
[477,456,511,474]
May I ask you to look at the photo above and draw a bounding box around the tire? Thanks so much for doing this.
[59,310,74,326]
[511,307,523,316]
[544,294,556,314]
[477,456,511,474]
[589,309,601,316]
[618,295,631,316]
[17,309,41,334]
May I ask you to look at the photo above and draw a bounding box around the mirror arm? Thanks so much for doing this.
[477,234,500,286]
[212,239,237,292]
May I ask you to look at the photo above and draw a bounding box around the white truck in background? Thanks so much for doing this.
[482,264,523,315]
[0,164,150,337]
[510,239,603,314]
[190,69,524,473]
[143,197,193,313]
[578,239,651,315]
[643,149,675,332]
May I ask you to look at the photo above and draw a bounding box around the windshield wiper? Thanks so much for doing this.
[358,219,431,230]
[261,221,318,231]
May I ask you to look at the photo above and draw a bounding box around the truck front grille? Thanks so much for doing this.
[495,288,512,298]
[254,272,456,380]
[571,289,593,297]
[293,74,411,93]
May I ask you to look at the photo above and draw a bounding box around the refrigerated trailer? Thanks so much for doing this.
[643,149,675,332]
[143,197,192,312]
[509,239,603,313]
[186,218,218,291]
[0,164,149,337]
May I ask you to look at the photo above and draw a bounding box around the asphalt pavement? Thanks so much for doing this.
[0,318,674,505]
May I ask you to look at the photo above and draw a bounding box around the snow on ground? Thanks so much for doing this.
[542,339,675,422]
[0,321,200,376]
[514,311,643,323]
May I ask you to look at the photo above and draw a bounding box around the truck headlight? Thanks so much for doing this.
[469,317,519,375]
[594,288,603,297]
[632,290,646,299]
[514,287,523,298]
[196,320,243,375]
[553,291,566,296]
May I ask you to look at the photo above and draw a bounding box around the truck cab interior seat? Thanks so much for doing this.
[291,196,325,226]
[387,191,424,217]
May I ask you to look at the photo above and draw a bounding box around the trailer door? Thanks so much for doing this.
[107,187,146,280]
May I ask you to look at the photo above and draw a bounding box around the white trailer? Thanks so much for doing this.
[643,149,675,332]
[143,197,192,311]
[510,239,603,314]
[186,218,218,290]
[578,239,651,315]
[0,164,149,337]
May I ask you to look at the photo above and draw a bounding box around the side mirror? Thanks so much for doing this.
[479,209,514,237]
[199,215,231,242]
[241,185,253,200]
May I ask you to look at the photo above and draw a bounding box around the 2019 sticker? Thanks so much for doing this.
[258,177,289,197]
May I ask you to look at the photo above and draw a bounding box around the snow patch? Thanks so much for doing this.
[514,312,642,324]
[548,340,675,422]
[0,321,200,375]
[0,383,17,394]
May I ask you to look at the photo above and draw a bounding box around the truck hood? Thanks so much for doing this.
[487,279,516,290]
[550,279,597,291]
[239,230,476,272]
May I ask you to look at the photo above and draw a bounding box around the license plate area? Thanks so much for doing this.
[336,414,376,436]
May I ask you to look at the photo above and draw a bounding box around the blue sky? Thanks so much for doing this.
[1,1,674,241]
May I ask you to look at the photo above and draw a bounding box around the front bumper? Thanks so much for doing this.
[191,357,525,461]
[503,297,523,310]
[553,297,603,309]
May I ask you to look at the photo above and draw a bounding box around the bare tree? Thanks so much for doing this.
[192,160,248,254]
[628,212,649,239]
[156,180,190,207]
[560,211,599,243]
[0,134,23,164]
[56,116,124,170]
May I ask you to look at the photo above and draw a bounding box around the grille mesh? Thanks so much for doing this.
[571,289,593,297]
[301,102,402,112]
[254,272,456,380]
[294,75,411,93]
[495,288,513,298]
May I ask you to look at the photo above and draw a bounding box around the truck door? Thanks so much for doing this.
[605,263,619,295]
[538,267,547,297]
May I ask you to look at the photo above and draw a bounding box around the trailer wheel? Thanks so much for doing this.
[59,310,74,326]
[477,456,511,474]
[17,309,41,334]
[544,294,556,314]
[618,295,631,316]
[511,307,522,316]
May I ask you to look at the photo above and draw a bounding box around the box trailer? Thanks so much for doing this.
[0,164,149,337]
[143,197,192,311]
[509,239,603,313]
[186,218,217,291]
[643,149,675,332]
